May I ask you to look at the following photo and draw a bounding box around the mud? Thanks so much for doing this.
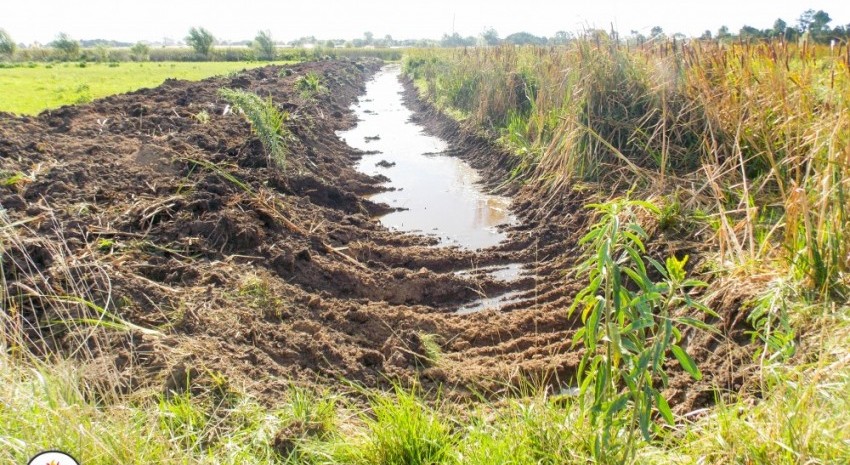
[0,59,756,412]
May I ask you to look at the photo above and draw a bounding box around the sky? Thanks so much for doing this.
[2,0,849,45]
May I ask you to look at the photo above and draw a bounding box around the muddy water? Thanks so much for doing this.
[339,65,516,250]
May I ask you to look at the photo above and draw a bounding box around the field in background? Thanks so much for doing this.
[0,61,296,115]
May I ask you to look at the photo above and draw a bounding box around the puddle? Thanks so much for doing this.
[457,290,526,315]
[338,65,516,249]
[454,263,524,282]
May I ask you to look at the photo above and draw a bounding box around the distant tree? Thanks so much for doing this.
[480,27,500,46]
[630,30,647,45]
[324,40,336,49]
[363,31,374,45]
[739,25,763,40]
[772,18,787,37]
[51,32,80,60]
[440,32,475,47]
[0,28,15,57]
[186,27,215,57]
[552,30,570,45]
[504,32,547,46]
[650,26,664,39]
[254,30,276,60]
[717,25,731,40]
[383,34,394,47]
[810,10,832,41]
[797,9,833,42]
[130,42,150,61]
[699,30,712,40]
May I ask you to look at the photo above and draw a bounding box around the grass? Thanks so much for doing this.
[0,61,295,115]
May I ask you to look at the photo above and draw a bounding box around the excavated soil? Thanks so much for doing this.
[0,59,756,412]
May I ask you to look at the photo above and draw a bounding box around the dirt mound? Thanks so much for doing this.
[0,59,755,412]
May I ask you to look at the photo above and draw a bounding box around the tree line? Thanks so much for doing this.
[1,8,847,63]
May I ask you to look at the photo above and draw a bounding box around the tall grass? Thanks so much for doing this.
[404,39,849,299]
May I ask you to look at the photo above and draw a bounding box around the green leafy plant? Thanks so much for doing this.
[218,88,289,170]
[193,110,210,124]
[295,72,327,99]
[569,197,716,462]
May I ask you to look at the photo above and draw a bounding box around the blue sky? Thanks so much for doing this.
[3,0,848,44]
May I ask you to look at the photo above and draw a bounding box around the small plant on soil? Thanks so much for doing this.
[193,110,210,124]
[418,333,443,366]
[218,88,289,170]
[295,72,328,100]
[569,197,716,462]
[0,171,31,190]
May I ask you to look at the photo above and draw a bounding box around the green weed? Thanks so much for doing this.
[570,197,715,462]
[218,88,290,170]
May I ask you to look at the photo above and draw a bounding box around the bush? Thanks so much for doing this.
[130,42,150,61]
[50,32,80,60]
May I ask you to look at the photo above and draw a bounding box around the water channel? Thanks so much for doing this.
[338,65,516,250]
[338,65,527,312]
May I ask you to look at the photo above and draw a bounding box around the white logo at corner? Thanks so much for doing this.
[27,450,80,465]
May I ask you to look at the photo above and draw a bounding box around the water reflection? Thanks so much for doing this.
[338,65,516,249]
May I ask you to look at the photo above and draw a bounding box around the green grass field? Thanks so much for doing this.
[0,61,293,115]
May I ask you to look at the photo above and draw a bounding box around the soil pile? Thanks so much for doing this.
[0,59,754,411]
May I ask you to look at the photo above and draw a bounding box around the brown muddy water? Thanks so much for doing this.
[339,65,517,250]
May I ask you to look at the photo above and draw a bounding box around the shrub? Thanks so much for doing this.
[130,42,150,61]
[50,32,80,60]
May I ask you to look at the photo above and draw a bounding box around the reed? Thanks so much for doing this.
[404,38,849,299]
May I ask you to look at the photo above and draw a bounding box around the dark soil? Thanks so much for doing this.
[0,59,755,413]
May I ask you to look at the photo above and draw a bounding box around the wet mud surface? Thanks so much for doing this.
[0,59,756,412]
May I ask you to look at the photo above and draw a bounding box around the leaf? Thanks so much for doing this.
[671,345,702,380]
[622,266,648,291]
[606,393,629,416]
[631,199,661,215]
[655,390,674,424]
[646,256,668,278]
[622,230,647,253]
[626,222,649,238]
[677,316,721,334]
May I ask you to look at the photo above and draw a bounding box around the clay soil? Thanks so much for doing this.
[0,59,755,412]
